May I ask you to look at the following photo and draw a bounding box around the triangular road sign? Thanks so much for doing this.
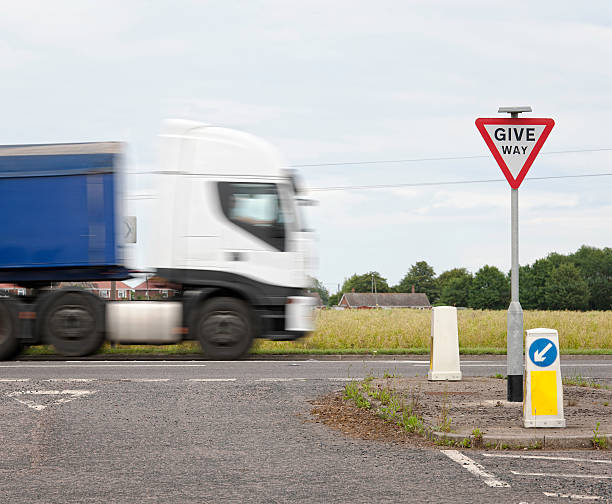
[7,389,95,411]
[475,117,554,189]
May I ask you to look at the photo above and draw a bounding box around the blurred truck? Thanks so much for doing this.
[0,119,315,360]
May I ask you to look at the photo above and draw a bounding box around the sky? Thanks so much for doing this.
[1,1,611,293]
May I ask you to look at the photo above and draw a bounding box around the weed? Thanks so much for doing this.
[493,373,505,379]
[377,387,392,405]
[471,428,483,447]
[604,401,609,407]
[437,393,452,433]
[401,412,425,434]
[383,369,398,379]
[563,375,606,389]
[591,422,608,450]
[434,437,456,447]
[343,381,371,409]
[407,385,421,416]
[459,437,472,448]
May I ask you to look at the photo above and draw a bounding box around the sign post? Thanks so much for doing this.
[475,107,555,402]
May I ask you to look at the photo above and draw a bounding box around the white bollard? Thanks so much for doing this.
[428,306,462,381]
[523,328,565,428]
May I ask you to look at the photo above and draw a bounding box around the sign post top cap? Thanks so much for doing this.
[498,106,532,114]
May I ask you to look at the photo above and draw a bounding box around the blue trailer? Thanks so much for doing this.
[0,142,129,283]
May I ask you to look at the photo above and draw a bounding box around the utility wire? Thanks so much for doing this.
[291,147,612,168]
[308,172,612,192]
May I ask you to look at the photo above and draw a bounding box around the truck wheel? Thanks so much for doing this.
[193,297,254,360]
[0,299,20,360]
[42,292,104,357]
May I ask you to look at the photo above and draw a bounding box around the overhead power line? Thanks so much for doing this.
[291,147,612,168]
[308,172,612,192]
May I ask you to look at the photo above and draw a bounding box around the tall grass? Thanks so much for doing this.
[252,308,612,354]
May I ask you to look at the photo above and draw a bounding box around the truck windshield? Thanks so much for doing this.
[218,182,287,251]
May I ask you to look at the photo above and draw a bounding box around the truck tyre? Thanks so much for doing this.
[0,299,20,360]
[41,291,104,357]
[193,297,254,360]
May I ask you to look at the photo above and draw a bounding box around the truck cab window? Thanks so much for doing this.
[218,182,286,251]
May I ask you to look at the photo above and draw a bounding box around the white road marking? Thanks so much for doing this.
[7,390,95,411]
[44,378,97,382]
[0,378,29,382]
[328,378,357,382]
[482,454,612,465]
[441,450,510,488]
[256,378,307,382]
[123,378,170,382]
[543,492,605,500]
[511,471,611,480]
[0,364,208,368]
[187,378,237,382]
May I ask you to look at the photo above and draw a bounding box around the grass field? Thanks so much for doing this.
[251,308,612,355]
[23,308,612,356]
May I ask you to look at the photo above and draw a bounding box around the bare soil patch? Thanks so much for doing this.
[310,377,612,447]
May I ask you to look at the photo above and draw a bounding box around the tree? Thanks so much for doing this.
[396,261,439,303]
[327,292,342,307]
[544,263,590,310]
[438,269,473,307]
[341,271,390,294]
[569,245,612,310]
[468,265,510,310]
[308,276,329,305]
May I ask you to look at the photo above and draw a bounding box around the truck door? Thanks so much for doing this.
[217,182,297,287]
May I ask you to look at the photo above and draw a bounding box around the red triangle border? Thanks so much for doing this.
[475,117,555,189]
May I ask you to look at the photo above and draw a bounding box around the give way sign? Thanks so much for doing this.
[475,118,555,189]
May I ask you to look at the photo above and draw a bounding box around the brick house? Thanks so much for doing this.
[130,276,177,300]
[89,281,134,300]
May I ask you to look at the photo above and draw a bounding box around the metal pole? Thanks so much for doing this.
[507,181,524,402]
[494,106,531,402]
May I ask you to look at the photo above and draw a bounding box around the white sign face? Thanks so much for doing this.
[481,124,548,178]
[475,118,555,189]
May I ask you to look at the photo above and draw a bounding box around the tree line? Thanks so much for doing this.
[311,245,611,311]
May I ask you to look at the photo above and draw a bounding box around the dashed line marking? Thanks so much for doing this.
[543,492,605,500]
[511,471,611,480]
[122,379,170,382]
[441,450,510,488]
[0,364,208,368]
[0,378,29,382]
[44,379,97,383]
[187,378,237,382]
[482,454,612,465]
[256,378,307,382]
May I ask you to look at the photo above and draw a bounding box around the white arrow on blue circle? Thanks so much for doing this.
[533,342,553,363]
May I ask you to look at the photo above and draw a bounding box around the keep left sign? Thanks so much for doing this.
[524,328,565,428]
[475,118,554,189]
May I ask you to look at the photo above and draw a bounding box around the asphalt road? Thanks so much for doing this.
[1,358,610,503]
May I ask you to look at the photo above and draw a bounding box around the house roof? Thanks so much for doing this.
[90,281,133,290]
[339,292,431,308]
